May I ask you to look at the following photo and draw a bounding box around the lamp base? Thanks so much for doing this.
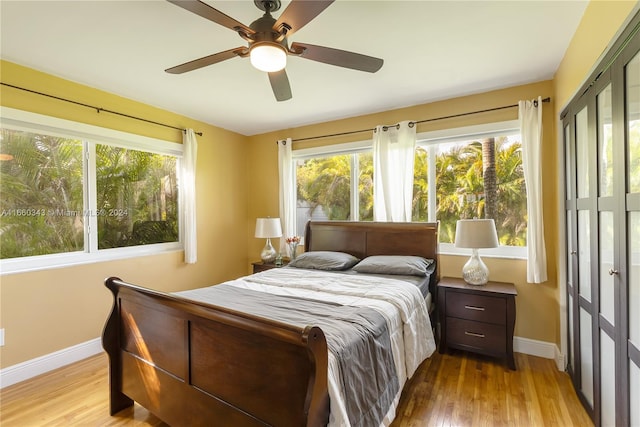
[260,237,277,263]
[462,249,489,285]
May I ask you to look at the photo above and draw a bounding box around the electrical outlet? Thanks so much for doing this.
[0,328,4,346]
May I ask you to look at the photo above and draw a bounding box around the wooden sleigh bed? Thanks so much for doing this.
[102,221,439,427]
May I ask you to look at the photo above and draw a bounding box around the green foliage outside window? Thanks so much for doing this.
[96,145,178,249]
[295,136,527,246]
[296,152,373,222]
[296,154,351,220]
[0,130,84,258]
[358,153,374,221]
[0,128,179,260]
[428,138,527,245]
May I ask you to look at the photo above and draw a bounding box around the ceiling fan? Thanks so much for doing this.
[164,0,384,102]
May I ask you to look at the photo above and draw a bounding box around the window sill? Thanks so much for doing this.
[0,243,183,275]
[438,243,527,260]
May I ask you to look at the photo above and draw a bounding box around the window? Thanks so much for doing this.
[0,108,183,273]
[416,125,527,257]
[1,130,84,258]
[96,145,178,249]
[294,142,372,236]
[292,121,526,257]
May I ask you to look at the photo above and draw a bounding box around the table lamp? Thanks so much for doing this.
[255,217,282,263]
[454,219,499,285]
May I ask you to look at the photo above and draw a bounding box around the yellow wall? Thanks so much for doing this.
[0,61,250,367]
[554,0,638,112]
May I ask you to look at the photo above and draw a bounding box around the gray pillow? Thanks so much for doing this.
[352,255,434,276]
[288,251,360,271]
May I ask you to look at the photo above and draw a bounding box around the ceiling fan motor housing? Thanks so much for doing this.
[254,0,281,13]
[245,2,289,51]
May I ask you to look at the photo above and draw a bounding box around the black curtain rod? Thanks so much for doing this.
[290,97,551,143]
[1,82,203,136]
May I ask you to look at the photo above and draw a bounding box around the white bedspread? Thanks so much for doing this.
[178,268,436,427]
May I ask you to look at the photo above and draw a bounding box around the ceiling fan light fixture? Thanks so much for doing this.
[250,42,287,72]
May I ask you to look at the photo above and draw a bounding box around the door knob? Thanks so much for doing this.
[608,268,619,276]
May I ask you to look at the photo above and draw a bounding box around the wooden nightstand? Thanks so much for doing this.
[252,260,288,274]
[437,277,517,370]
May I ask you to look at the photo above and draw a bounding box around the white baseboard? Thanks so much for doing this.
[514,335,565,370]
[0,335,566,389]
[555,345,567,371]
[0,338,103,389]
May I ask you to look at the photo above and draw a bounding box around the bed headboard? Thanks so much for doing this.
[304,221,440,283]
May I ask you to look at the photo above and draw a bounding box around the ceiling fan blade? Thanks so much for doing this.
[268,69,292,102]
[274,0,334,36]
[165,47,245,74]
[166,0,253,34]
[291,42,383,73]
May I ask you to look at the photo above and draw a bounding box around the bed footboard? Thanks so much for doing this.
[102,277,330,427]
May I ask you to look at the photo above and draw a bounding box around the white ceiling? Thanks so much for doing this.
[1,0,588,136]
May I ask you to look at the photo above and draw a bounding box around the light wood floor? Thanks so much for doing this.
[391,351,592,427]
[0,350,592,426]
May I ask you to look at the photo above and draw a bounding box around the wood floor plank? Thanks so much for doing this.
[0,350,592,426]
[390,351,592,427]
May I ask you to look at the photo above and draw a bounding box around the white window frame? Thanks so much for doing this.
[291,120,527,260]
[0,107,183,275]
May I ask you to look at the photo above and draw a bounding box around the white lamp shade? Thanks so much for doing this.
[255,218,282,238]
[454,219,499,249]
[250,43,287,72]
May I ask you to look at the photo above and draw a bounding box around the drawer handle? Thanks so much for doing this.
[464,305,485,311]
[465,331,485,338]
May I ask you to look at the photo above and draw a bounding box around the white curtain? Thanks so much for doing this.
[181,129,198,264]
[278,138,295,255]
[373,120,416,221]
[519,97,547,283]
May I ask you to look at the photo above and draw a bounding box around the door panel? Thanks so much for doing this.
[567,211,576,371]
[598,84,614,198]
[626,44,640,427]
[576,107,590,198]
[580,307,594,406]
[600,331,615,427]
[631,360,640,426]
[627,52,640,194]
[599,212,615,325]
[578,210,591,302]
[630,212,640,349]
[569,292,575,370]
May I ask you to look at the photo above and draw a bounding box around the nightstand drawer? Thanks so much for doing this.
[446,292,506,324]
[446,317,506,353]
